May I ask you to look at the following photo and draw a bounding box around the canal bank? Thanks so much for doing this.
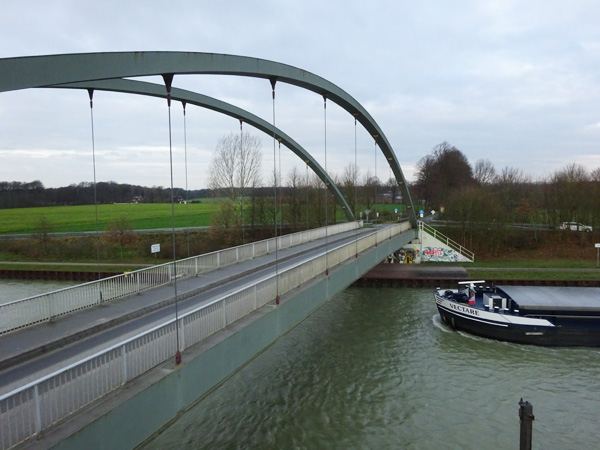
[0,262,149,281]
[0,268,119,281]
[354,263,600,287]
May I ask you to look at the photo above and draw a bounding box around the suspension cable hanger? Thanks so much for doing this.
[163,73,182,366]
[270,78,280,305]
[354,114,358,258]
[239,118,245,244]
[87,89,102,282]
[323,94,329,276]
[182,101,191,258]
[374,136,378,246]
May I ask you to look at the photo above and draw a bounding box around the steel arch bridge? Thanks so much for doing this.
[0,52,417,226]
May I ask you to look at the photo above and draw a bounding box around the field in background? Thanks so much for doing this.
[0,201,222,234]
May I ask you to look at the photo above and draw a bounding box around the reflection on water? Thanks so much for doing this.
[0,278,77,304]
[142,287,600,450]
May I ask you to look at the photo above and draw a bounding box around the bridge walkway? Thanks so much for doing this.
[0,226,378,395]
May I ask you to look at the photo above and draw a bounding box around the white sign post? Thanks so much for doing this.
[151,243,160,261]
[595,243,600,268]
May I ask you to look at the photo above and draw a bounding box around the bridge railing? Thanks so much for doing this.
[0,221,411,450]
[0,221,360,336]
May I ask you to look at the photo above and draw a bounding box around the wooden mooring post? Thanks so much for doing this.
[519,398,534,450]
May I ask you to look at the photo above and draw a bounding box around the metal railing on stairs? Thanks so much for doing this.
[418,221,474,262]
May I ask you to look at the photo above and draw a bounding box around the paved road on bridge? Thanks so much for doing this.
[0,226,381,396]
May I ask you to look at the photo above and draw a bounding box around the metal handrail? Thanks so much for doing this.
[418,221,474,262]
[0,221,360,336]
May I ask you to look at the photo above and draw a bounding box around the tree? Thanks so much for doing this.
[208,131,262,201]
[104,216,138,258]
[385,177,400,204]
[208,131,262,241]
[208,199,242,248]
[473,159,496,184]
[415,142,474,208]
[307,173,326,226]
[341,163,359,214]
[545,163,590,229]
[285,166,303,228]
[360,169,380,209]
[33,215,53,254]
[496,166,527,185]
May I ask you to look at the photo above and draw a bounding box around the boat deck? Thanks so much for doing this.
[497,285,600,311]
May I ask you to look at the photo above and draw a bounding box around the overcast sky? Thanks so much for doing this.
[1,0,599,190]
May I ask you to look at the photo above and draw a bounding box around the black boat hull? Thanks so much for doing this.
[436,300,600,347]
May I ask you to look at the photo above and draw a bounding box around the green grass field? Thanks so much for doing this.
[0,202,222,234]
[0,201,411,235]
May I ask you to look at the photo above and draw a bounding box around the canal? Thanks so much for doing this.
[140,286,600,449]
[0,278,77,305]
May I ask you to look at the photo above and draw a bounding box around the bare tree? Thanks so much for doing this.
[208,131,262,201]
[496,166,527,185]
[307,173,326,226]
[285,166,303,228]
[361,169,380,209]
[551,163,588,183]
[208,200,242,248]
[341,163,359,213]
[33,215,53,254]
[474,159,496,184]
[208,131,262,241]
[104,216,138,258]
[385,177,400,204]
[546,163,590,228]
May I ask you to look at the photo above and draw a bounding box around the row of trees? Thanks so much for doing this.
[205,132,412,245]
[413,142,600,252]
[0,180,212,209]
[9,134,598,258]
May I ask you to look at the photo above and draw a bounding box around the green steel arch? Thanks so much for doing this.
[0,52,416,225]
[57,78,355,221]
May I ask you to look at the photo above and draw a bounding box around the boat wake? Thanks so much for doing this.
[432,313,503,345]
[431,314,452,333]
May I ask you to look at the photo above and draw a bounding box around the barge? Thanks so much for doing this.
[434,281,600,346]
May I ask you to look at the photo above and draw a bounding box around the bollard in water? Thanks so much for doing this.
[519,398,534,450]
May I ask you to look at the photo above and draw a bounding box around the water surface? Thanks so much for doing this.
[0,278,77,304]
[142,287,600,449]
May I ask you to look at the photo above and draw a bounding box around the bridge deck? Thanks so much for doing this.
[0,227,380,394]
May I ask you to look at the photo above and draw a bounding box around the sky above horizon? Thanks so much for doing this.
[1,0,599,190]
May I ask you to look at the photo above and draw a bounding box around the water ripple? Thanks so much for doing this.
[143,287,600,449]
